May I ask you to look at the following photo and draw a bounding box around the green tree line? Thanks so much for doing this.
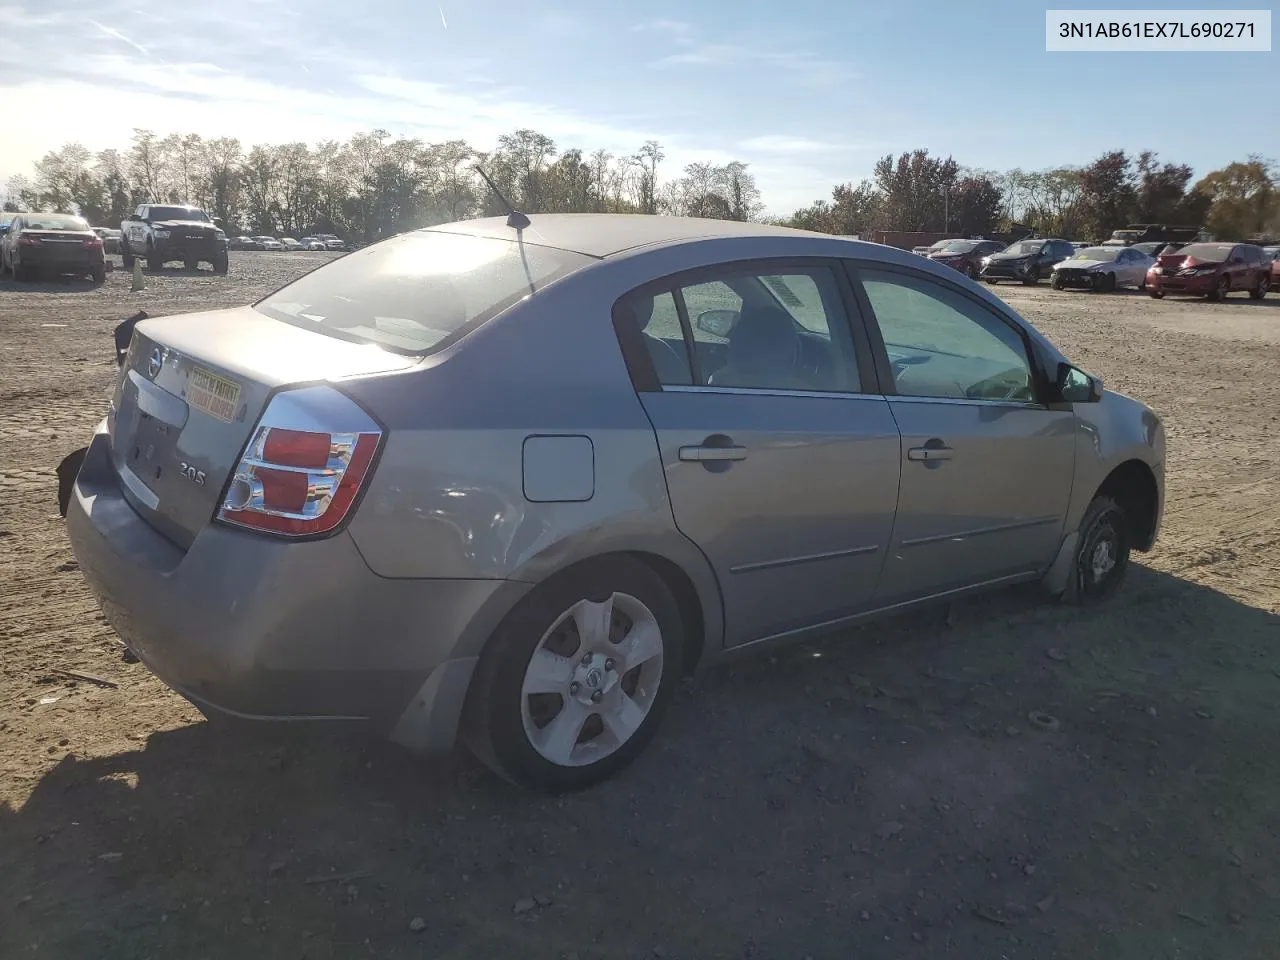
[4,128,1276,243]
[788,148,1279,242]
[1,128,761,242]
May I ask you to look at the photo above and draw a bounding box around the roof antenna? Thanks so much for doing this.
[473,165,530,229]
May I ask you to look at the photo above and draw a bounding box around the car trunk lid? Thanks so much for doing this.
[108,305,416,549]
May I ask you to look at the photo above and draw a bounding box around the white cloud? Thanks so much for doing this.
[740,135,844,154]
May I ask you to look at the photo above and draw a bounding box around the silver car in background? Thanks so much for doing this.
[64,215,1165,792]
[1051,245,1156,292]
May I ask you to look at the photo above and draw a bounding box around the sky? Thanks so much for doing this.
[0,0,1275,216]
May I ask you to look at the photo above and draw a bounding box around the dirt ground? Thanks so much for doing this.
[2,253,1279,960]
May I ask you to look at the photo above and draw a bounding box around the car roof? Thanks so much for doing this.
[422,213,828,259]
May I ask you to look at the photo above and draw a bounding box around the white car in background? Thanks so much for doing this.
[280,238,302,251]
[1051,245,1155,292]
[253,236,284,252]
[298,237,327,251]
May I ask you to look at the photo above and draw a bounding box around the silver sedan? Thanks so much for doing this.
[1051,245,1156,292]
[63,215,1166,792]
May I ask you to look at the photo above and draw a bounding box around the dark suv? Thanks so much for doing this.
[1147,242,1272,301]
[927,238,1006,279]
[980,238,1073,285]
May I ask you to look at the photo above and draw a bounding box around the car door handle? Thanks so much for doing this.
[907,445,953,462]
[679,444,748,462]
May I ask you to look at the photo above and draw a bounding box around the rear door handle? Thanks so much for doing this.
[907,445,953,462]
[679,444,748,462]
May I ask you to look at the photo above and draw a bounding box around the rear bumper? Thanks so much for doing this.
[17,248,103,271]
[65,424,528,749]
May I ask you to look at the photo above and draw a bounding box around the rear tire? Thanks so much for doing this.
[148,251,165,272]
[1063,495,1131,605]
[1251,274,1270,300]
[1149,289,1164,299]
[121,246,135,269]
[14,263,31,282]
[463,556,683,793]
[91,265,106,284]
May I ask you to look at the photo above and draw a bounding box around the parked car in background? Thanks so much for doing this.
[229,236,260,251]
[281,237,302,251]
[1263,246,1280,288]
[314,233,347,251]
[927,238,1005,279]
[1147,242,1271,300]
[93,227,123,255]
[121,204,228,274]
[1051,245,1154,292]
[980,238,1073,285]
[298,237,326,251]
[62,214,1165,791]
[1,212,106,282]
[254,236,284,252]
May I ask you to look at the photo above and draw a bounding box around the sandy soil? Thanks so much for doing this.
[2,254,1278,959]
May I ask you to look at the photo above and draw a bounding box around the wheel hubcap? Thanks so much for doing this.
[520,593,664,768]
[1090,538,1116,581]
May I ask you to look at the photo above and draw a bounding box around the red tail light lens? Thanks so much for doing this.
[84,236,104,248]
[217,387,383,538]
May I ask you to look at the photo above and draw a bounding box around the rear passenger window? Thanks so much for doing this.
[615,265,863,393]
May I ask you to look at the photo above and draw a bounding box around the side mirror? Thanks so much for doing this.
[1056,362,1102,403]
[696,309,739,339]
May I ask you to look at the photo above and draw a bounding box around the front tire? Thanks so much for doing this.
[1209,276,1229,301]
[463,556,683,793]
[212,251,229,275]
[1064,495,1131,605]
[1051,273,1064,290]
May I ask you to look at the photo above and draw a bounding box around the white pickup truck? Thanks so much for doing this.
[120,204,229,274]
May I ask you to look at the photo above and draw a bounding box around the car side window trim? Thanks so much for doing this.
[841,258,1055,407]
[611,257,879,396]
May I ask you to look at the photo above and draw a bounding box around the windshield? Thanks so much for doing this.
[24,214,89,231]
[255,229,593,354]
[937,240,978,253]
[149,206,208,222]
[1175,243,1232,261]
[1072,247,1120,262]
[1002,241,1045,256]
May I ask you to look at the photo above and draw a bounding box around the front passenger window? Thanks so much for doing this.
[858,268,1036,403]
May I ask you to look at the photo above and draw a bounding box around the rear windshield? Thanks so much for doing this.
[24,214,89,231]
[149,206,207,222]
[255,229,593,354]
[937,240,979,253]
[1176,243,1232,261]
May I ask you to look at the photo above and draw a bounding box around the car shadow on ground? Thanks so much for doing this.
[0,271,112,294]
[2,566,1277,960]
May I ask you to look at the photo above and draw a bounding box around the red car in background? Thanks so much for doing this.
[1147,242,1272,301]
[927,238,1006,280]
[1265,246,1280,289]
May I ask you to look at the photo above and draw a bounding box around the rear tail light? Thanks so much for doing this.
[217,385,383,538]
[84,236,104,248]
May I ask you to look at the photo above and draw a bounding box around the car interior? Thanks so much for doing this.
[631,272,850,392]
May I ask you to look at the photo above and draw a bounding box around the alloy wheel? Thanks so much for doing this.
[519,593,664,768]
